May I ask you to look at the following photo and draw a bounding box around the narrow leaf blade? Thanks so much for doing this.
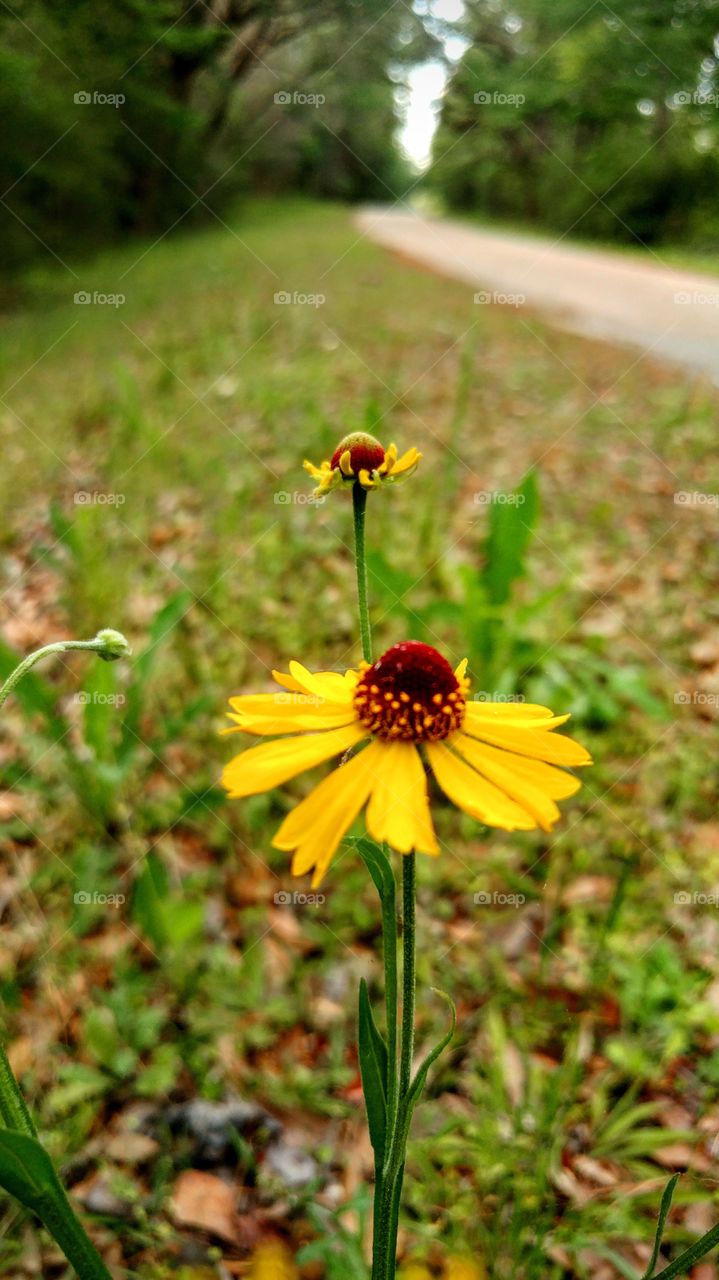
[358,979,387,1162]
[407,989,456,1109]
[355,837,395,907]
[0,1129,60,1211]
[641,1174,680,1279]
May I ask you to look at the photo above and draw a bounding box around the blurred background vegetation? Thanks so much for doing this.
[431,0,719,245]
[6,0,719,277]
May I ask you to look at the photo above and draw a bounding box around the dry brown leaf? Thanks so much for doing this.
[654,1143,711,1172]
[170,1170,239,1244]
[105,1133,159,1165]
[572,1155,619,1187]
[561,876,616,907]
[550,1167,593,1205]
[0,791,32,820]
[690,639,719,667]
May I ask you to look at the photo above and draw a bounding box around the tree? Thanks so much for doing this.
[430,0,719,244]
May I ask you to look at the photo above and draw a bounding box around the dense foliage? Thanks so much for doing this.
[431,0,719,245]
[1,0,426,271]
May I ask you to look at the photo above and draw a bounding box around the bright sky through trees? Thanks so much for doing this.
[398,0,468,170]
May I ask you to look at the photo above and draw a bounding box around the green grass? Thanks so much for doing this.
[440,199,719,276]
[1,197,719,1278]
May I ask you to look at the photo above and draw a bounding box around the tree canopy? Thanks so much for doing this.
[430,0,719,245]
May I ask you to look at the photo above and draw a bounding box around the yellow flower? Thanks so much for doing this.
[222,640,591,887]
[304,431,421,496]
[249,1241,296,1279]
[445,1259,487,1280]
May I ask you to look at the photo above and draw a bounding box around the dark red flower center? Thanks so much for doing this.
[330,432,385,476]
[354,641,466,742]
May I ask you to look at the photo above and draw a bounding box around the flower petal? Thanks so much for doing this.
[287,661,358,704]
[272,668,305,694]
[225,692,357,736]
[273,740,381,886]
[366,740,439,856]
[303,459,326,479]
[454,657,469,682]
[465,701,561,724]
[460,716,592,766]
[387,447,421,478]
[377,443,397,475]
[426,741,536,831]
[221,723,365,798]
[451,732,581,831]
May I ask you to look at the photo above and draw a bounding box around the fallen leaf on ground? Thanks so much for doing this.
[561,876,616,906]
[170,1170,239,1244]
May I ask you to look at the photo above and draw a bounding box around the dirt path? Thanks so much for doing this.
[355,207,719,381]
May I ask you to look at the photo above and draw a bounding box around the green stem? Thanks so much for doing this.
[0,633,129,712]
[383,878,399,1168]
[372,854,417,1279]
[352,483,372,663]
[372,852,399,1277]
[399,854,416,1101]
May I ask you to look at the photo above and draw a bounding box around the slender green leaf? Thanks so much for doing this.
[358,979,387,1162]
[406,989,456,1108]
[359,977,388,1093]
[355,837,395,906]
[650,1218,719,1279]
[131,853,170,949]
[642,1174,680,1279]
[0,1129,60,1211]
[482,469,540,605]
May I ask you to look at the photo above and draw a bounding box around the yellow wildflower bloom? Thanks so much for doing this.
[222,640,591,886]
[249,1241,296,1279]
[304,431,421,496]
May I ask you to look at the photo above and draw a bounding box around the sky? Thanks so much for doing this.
[397,0,468,170]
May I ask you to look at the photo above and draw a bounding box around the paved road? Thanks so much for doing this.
[355,207,719,381]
